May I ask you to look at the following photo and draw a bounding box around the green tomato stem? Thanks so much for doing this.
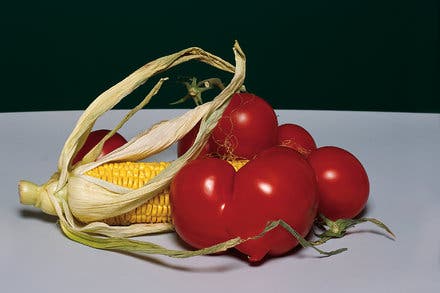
[170,77,226,106]
[311,213,395,246]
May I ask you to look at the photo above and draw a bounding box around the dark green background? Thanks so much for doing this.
[1,0,438,113]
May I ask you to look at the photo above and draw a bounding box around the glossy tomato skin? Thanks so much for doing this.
[170,158,235,249]
[177,122,214,158]
[225,146,318,262]
[72,129,127,165]
[308,146,369,220]
[277,123,317,157]
[211,93,278,159]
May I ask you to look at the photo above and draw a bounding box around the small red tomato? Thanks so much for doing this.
[72,129,127,165]
[177,122,214,158]
[277,123,317,157]
[170,158,235,249]
[308,146,369,220]
[211,92,278,159]
[225,146,318,262]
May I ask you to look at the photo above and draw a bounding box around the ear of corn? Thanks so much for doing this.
[85,159,248,226]
[18,42,249,255]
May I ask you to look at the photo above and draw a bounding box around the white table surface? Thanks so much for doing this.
[1,109,439,293]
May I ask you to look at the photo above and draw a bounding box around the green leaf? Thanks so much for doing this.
[357,217,396,238]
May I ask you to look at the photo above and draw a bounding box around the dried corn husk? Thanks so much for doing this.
[20,41,245,238]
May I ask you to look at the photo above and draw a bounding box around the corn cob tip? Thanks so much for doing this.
[18,180,57,216]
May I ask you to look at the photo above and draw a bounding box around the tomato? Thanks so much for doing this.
[170,158,235,249]
[307,146,369,220]
[177,122,214,158]
[171,146,318,262]
[225,146,318,262]
[211,92,278,159]
[71,129,127,165]
[176,93,278,160]
[277,123,317,157]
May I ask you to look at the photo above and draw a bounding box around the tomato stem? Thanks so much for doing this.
[170,77,225,106]
[311,213,396,246]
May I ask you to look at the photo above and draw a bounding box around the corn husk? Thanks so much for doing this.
[19,42,245,238]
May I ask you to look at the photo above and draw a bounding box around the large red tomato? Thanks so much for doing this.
[308,146,369,220]
[225,146,318,262]
[72,129,127,165]
[169,158,235,249]
[277,123,317,157]
[171,146,318,262]
[170,146,318,262]
[211,92,278,159]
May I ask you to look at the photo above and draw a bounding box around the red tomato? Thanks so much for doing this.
[211,92,278,159]
[277,123,317,157]
[225,146,318,262]
[171,146,318,262]
[72,129,127,165]
[177,122,214,158]
[308,146,369,220]
[170,158,235,249]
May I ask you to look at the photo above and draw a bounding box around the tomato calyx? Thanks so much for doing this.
[170,77,225,106]
[311,214,396,246]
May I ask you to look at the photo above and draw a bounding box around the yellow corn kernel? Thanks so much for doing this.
[227,159,248,171]
[85,160,248,225]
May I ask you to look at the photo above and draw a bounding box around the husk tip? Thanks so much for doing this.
[18,180,39,206]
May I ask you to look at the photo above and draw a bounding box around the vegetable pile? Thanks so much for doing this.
[18,42,393,264]
[171,91,391,262]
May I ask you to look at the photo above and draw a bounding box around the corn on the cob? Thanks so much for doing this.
[85,160,248,225]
